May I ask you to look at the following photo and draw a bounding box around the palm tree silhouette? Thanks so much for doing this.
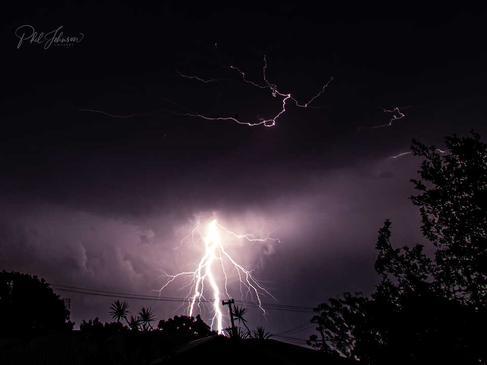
[253,326,272,340]
[109,300,129,324]
[128,315,140,332]
[233,305,251,334]
[138,307,155,331]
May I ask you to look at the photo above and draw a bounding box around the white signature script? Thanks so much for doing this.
[15,25,84,50]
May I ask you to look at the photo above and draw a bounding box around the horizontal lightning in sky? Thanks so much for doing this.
[375,106,406,128]
[79,108,151,119]
[177,70,220,84]
[79,56,332,128]
[390,148,446,159]
[159,218,279,334]
[359,106,408,131]
[180,55,334,127]
[390,151,412,159]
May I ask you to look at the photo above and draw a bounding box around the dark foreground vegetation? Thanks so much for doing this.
[1,133,486,365]
[309,133,487,364]
[0,271,349,365]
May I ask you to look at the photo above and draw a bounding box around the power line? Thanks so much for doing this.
[275,323,314,336]
[52,284,314,313]
[53,284,316,345]
[53,284,192,303]
[272,322,315,346]
[53,284,313,312]
[273,334,310,344]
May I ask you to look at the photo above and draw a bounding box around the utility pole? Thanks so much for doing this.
[222,299,237,338]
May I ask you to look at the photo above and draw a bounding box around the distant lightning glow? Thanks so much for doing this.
[181,55,333,127]
[160,218,279,334]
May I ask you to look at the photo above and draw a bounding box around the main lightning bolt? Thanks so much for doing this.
[159,218,279,334]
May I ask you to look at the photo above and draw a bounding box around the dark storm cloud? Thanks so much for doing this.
[0,154,424,329]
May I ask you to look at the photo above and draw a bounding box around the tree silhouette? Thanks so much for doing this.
[79,317,127,336]
[138,306,155,331]
[128,315,140,332]
[411,132,487,307]
[234,326,250,339]
[253,326,272,340]
[158,315,214,340]
[233,305,251,334]
[80,317,104,333]
[309,292,371,359]
[0,271,71,336]
[109,300,129,324]
[309,132,487,364]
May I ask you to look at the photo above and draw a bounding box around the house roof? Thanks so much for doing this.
[155,336,354,365]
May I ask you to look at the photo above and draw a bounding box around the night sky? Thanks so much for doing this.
[2,2,487,340]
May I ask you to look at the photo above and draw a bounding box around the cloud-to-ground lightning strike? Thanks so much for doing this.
[181,55,334,127]
[159,218,279,334]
